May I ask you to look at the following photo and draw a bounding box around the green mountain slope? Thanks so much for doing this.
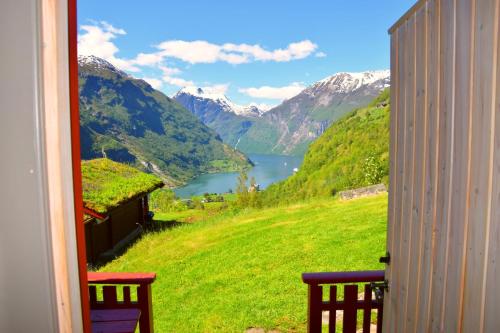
[78,55,250,187]
[236,71,390,156]
[262,89,390,204]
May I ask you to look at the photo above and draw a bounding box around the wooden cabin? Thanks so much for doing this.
[82,159,163,264]
[3,0,500,332]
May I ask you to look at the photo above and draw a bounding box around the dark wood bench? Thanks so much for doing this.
[91,309,141,333]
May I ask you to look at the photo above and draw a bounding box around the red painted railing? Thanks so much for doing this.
[302,270,385,333]
[88,272,156,333]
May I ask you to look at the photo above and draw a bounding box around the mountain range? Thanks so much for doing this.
[262,89,390,205]
[78,55,250,187]
[173,87,268,146]
[174,70,389,155]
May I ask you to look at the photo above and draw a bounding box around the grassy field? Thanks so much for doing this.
[100,194,388,332]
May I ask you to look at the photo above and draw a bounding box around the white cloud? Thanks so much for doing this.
[159,65,193,87]
[79,21,320,68]
[100,21,126,35]
[158,40,223,64]
[202,84,230,95]
[218,52,249,65]
[152,39,318,65]
[142,77,163,89]
[239,82,305,100]
[159,65,181,76]
[78,21,140,72]
[221,40,317,62]
[134,52,165,66]
[77,21,320,103]
[162,76,195,87]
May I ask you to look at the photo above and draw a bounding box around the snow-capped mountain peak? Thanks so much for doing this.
[310,70,390,95]
[174,87,267,117]
[78,55,128,76]
[178,86,230,103]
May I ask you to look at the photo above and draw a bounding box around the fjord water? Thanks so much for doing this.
[174,154,303,198]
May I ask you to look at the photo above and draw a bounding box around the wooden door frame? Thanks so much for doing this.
[68,0,92,331]
[39,0,90,331]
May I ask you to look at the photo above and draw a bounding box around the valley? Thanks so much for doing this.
[78,55,390,192]
[84,83,392,332]
[175,70,389,156]
[174,153,303,198]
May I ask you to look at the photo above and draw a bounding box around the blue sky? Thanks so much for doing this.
[78,0,416,107]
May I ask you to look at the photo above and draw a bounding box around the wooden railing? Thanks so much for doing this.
[88,272,156,333]
[302,270,385,333]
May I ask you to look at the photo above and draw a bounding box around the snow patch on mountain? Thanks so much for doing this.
[309,70,390,95]
[174,87,270,117]
[78,55,128,76]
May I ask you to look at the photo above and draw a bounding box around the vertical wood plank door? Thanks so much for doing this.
[385,0,500,332]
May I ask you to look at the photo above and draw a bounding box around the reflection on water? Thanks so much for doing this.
[174,154,303,198]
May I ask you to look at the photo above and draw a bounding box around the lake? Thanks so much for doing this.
[174,154,303,198]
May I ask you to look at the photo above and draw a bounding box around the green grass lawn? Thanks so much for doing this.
[100,194,388,332]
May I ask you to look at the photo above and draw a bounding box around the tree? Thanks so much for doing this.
[149,189,177,212]
[248,176,261,208]
[363,154,384,185]
[236,170,249,207]
[191,197,204,210]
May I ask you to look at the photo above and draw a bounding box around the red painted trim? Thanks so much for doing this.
[68,0,92,331]
[88,272,156,285]
[83,207,107,220]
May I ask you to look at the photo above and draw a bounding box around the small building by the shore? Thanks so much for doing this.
[82,158,163,264]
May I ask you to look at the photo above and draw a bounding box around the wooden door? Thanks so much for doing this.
[385,0,500,332]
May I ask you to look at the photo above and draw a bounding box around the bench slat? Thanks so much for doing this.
[91,309,140,322]
[91,320,138,333]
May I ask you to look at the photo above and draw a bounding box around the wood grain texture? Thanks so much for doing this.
[483,2,500,330]
[442,0,473,331]
[399,14,416,333]
[405,6,427,332]
[382,29,399,333]
[462,0,497,331]
[416,1,440,332]
[387,20,408,333]
[429,0,455,331]
[387,0,500,331]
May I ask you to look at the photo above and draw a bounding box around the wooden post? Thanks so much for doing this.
[143,196,150,224]
[343,285,358,333]
[307,284,323,333]
[138,283,154,333]
[328,286,337,333]
[376,305,384,333]
[362,284,372,333]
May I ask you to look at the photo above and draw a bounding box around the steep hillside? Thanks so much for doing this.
[173,87,266,147]
[237,71,390,155]
[262,89,390,204]
[78,55,251,186]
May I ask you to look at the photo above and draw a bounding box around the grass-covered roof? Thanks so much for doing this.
[82,158,163,214]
